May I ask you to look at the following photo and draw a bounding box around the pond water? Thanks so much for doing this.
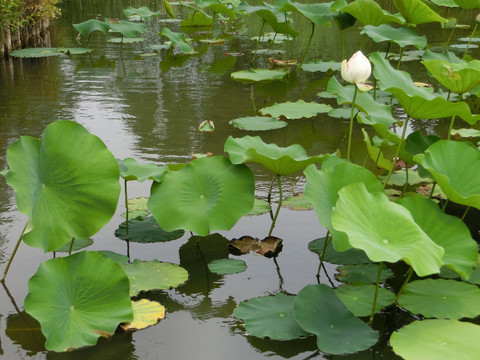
[0,1,479,359]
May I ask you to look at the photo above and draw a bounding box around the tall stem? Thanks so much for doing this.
[396,47,405,70]
[464,23,478,57]
[316,232,331,279]
[298,22,315,70]
[124,179,131,260]
[461,206,471,221]
[447,114,456,140]
[383,117,410,189]
[268,176,282,236]
[347,86,358,161]
[369,262,383,326]
[394,267,413,303]
[2,222,28,282]
[252,20,265,66]
[68,237,75,256]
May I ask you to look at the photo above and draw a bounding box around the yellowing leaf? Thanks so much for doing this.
[120,299,165,331]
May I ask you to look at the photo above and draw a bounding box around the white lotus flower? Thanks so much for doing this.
[341,51,372,91]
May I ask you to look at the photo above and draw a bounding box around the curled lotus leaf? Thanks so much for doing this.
[118,158,166,182]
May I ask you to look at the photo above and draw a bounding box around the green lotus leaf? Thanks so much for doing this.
[123,6,162,20]
[208,258,247,274]
[198,120,215,132]
[300,60,341,72]
[361,24,427,50]
[56,238,94,253]
[422,59,480,94]
[115,216,185,243]
[225,135,328,175]
[0,169,8,177]
[99,250,129,265]
[148,156,254,236]
[282,194,313,210]
[332,8,357,31]
[336,263,394,284]
[118,158,167,182]
[451,128,480,138]
[370,52,480,124]
[362,129,394,170]
[259,100,332,120]
[164,0,176,18]
[248,198,271,215]
[308,237,372,265]
[405,130,440,156]
[276,1,333,27]
[233,293,310,340]
[230,69,288,84]
[180,10,213,27]
[328,107,351,119]
[229,116,287,131]
[6,120,121,252]
[342,0,404,26]
[196,0,236,20]
[149,43,172,51]
[24,251,133,352]
[398,279,480,319]
[108,37,145,43]
[159,27,194,53]
[304,156,384,251]
[431,0,458,6]
[382,169,431,186]
[107,20,146,37]
[390,319,480,360]
[414,140,480,209]
[397,195,478,278]
[122,259,189,297]
[393,0,447,25]
[56,47,94,55]
[73,19,110,37]
[331,182,444,276]
[9,48,61,58]
[422,49,463,63]
[454,0,480,9]
[335,284,395,317]
[293,284,378,354]
[120,299,165,332]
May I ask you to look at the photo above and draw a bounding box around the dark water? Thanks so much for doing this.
[0,1,478,359]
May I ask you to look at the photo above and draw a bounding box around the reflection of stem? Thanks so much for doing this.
[316,232,331,279]
[195,240,211,294]
[464,23,478,57]
[250,84,257,114]
[267,174,277,220]
[369,262,383,326]
[321,262,336,288]
[268,176,282,236]
[461,206,471,221]
[68,237,75,256]
[394,267,413,303]
[383,117,410,189]
[273,257,284,292]
[252,20,265,66]
[347,86,358,161]
[1,222,28,282]
[1,280,21,313]
[301,350,320,360]
[298,22,314,70]
[124,179,130,261]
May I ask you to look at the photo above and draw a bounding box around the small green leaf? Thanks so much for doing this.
[9,48,61,58]
[118,158,166,182]
[231,69,288,83]
[159,27,194,53]
[335,284,395,317]
[229,116,287,131]
[115,216,185,243]
[336,263,394,284]
[208,258,247,274]
[123,6,162,20]
[259,100,332,120]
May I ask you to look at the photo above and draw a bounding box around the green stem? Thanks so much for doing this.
[447,114,456,140]
[252,20,265,66]
[442,199,450,213]
[2,222,28,282]
[250,84,257,114]
[267,174,277,220]
[383,117,410,189]
[298,22,315,70]
[429,181,437,199]
[445,19,457,49]
[268,176,283,236]
[394,267,413,303]
[68,237,75,256]
[461,206,471,221]
[464,23,478,57]
[402,165,409,196]
[396,47,405,70]
[347,86,358,161]
[369,262,383,326]
[124,179,130,260]
[316,232,331,279]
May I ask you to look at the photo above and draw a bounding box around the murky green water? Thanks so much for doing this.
[0,1,478,359]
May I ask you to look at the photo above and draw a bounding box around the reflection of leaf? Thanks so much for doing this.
[120,299,165,331]
[6,312,45,355]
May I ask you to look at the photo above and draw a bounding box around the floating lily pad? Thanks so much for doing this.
[56,238,93,253]
[248,198,271,215]
[234,293,309,340]
[293,284,378,354]
[300,60,341,72]
[361,24,427,50]
[228,236,283,257]
[231,69,288,83]
[259,100,332,120]
[335,284,395,317]
[208,258,247,274]
[229,116,287,131]
[282,194,313,210]
[336,263,394,284]
[9,48,61,58]
[198,120,215,132]
[451,128,480,138]
[390,319,480,360]
[24,251,133,352]
[108,37,145,43]
[149,44,172,51]
[122,259,189,297]
[56,47,94,55]
[115,216,184,243]
[118,158,166,182]
[308,237,372,265]
[120,299,165,331]
[397,279,480,319]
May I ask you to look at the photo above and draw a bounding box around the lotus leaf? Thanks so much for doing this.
[24,251,133,352]
[233,293,310,340]
[397,195,478,278]
[120,299,165,331]
[300,60,341,72]
[9,48,61,58]
[115,216,185,243]
[180,10,213,27]
[225,135,328,175]
[382,169,431,187]
[276,1,333,27]
[122,259,189,296]
[107,20,146,37]
[0,169,8,177]
[451,128,480,138]
[454,0,480,9]
[391,319,480,360]
[126,196,148,211]
[229,116,287,131]
[196,0,236,19]
[56,238,93,253]
[393,0,447,25]
[361,24,427,50]
[308,237,371,265]
[331,183,444,276]
[208,258,247,274]
[335,284,395,317]
[148,156,254,236]
[362,129,393,170]
[123,6,162,20]
[230,69,288,83]
[99,250,129,265]
[259,100,332,120]
[341,0,404,26]
[6,120,120,252]
[248,198,271,215]
[159,27,194,53]
[304,156,384,251]
[414,140,480,209]
[422,59,480,94]
[336,263,394,284]
[293,284,378,354]
[108,38,145,43]
[73,19,110,36]
[118,158,166,182]
[282,194,313,210]
[56,47,94,55]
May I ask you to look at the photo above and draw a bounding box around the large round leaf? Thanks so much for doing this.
[414,140,480,210]
[341,0,403,26]
[397,279,480,319]
[335,284,395,317]
[6,120,121,252]
[390,319,480,360]
[24,251,133,352]
[304,156,384,251]
[331,183,444,276]
[293,284,378,354]
[361,24,427,50]
[422,59,480,95]
[233,293,310,340]
[148,156,254,236]
[229,116,287,131]
[118,157,166,182]
[224,135,329,176]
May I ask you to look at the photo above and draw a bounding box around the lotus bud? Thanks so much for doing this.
[476,13,480,23]
[341,51,372,87]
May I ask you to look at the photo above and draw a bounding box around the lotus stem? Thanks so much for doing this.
[316,232,331,279]
[402,165,409,196]
[252,20,265,66]
[464,22,478,57]
[2,222,28,282]
[394,267,413,303]
[298,22,315,70]
[383,116,410,189]
[447,114,456,140]
[347,86,358,161]
[267,174,277,220]
[369,261,383,326]
[396,47,405,70]
[268,175,283,236]
[442,199,450,213]
[445,19,457,49]
[68,237,75,256]
[461,206,471,221]
[250,84,257,113]
[124,179,131,260]
[385,42,391,59]
[429,181,437,199]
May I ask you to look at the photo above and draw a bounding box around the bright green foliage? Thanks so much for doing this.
[118,158,166,182]
[123,6,162,20]
[229,116,287,131]
[148,156,255,236]
[196,0,236,20]
[361,24,427,49]
[24,251,133,352]
[225,135,328,175]
[159,27,194,53]
[231,69,288,83]
[293,284,378,354]
[73,19,110,36]
[393,0,447,25]
[276,0,333,27]
[341,0,404,26]
[234,293,310,340]
[208,258,247,274]
[108,20,146,37]
[308,237,371,265]
[453,0,480,9]
[6,120,120,252]
[335,284,395,317]
[259,100,332,119]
